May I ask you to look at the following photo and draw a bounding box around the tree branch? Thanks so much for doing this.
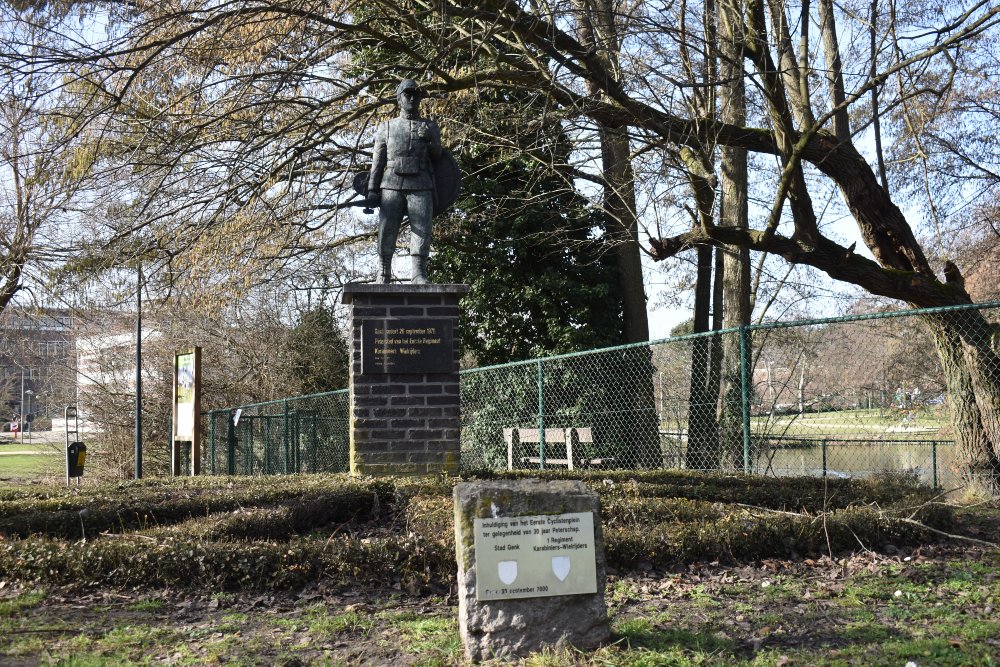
[648,225,965,308]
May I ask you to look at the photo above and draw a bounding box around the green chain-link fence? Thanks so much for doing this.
[204,301,1000,488]
[204,390,350,475]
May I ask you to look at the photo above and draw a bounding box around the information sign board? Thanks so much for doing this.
[172,347,202,476]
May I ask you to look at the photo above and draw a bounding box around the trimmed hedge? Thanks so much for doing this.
[601,497,727,527]
[0,534,452,591]
[404,492,954,570]
[603,502,953,567]
[0,476,392,539]
[472,469,934,512]
[147,507,300,541]
[0,471,956,591]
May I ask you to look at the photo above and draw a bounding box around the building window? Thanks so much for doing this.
[44,341,66,357]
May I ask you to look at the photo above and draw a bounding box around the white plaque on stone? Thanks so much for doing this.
[473,511,597,600]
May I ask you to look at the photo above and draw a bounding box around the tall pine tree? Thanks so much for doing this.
[431,93,623,363]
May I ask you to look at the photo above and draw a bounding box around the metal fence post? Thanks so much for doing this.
[311,413,318,472]
[245,417,253,474]
[226,411,236,476]
[168,418,173,475]
[739,324,752,474]
[293,410,301,473]
[658,372,664,422]
[261,417,269,475]
[283,400,290,474]
[932,440,938,488]
[537,359,546,470]
[209,411,216,475]
[822,438,827,478]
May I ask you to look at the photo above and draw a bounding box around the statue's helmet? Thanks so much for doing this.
[396,79,423,98]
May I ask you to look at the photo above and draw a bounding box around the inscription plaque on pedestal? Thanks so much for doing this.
[361,318,454,374]
[474,511,597,601]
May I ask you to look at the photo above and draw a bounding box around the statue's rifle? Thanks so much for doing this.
[334,197,376,215]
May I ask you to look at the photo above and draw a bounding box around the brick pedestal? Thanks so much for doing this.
[342,283,468,476]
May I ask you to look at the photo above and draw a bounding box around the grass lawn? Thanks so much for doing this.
[752,407,951,440]
[0,437,63,480]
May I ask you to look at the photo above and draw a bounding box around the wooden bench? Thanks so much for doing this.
[503,427,611,470]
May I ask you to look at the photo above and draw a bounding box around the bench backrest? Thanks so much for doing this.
[503,427,593,444]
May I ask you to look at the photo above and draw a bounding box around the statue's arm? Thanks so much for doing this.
[368,124,388,193]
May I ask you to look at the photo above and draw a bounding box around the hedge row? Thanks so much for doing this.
[404,493,954,568]
[1,471,943,542]
[603,502,953,567]
[0,498,951,592]
[473,469,936,512]
[0,471,954,592]
[0,476,394,539]
[0,475,397,512]
[0,534,451,591]
[405,495,730,540]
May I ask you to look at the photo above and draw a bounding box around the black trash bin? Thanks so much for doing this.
[67,442,87,478]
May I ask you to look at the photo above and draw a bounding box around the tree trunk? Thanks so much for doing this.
[709,246,725,457]
[687,245,719,469]
[599,124,650,343]
[718,0,751,470]
[926,311,1000,492]
[572,0,649,343]
[574,0,659,467]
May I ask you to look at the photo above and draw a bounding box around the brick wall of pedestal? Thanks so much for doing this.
[342,283,469,476]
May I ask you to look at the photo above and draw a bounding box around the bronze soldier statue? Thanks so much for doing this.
[365,79,442,284]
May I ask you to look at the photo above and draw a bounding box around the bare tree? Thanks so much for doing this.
[5,0,1000,484]
[0,12,91,314]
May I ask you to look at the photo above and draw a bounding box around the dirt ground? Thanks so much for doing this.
[1,482,997,666]
[2,536,998,667]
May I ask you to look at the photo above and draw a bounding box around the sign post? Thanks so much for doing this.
[172,348,202,476]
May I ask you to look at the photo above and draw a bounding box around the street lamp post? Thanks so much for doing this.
[18,367,23,444]
[135,260,143,480]
[8,359,27,444]
[25,389,32,447]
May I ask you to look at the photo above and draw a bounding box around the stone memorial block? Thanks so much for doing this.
[454,479,609,661]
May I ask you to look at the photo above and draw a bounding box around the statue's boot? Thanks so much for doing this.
[411,254,429,284]
[377,255,393,284]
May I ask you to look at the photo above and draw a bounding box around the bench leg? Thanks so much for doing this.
[566,430,574,470]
